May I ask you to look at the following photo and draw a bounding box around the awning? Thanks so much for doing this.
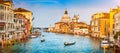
[0,22,5,26]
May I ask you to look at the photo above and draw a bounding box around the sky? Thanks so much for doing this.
[13,0,120,27]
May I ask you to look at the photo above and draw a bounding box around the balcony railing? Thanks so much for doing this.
[0,30,5,33]
[0,19,6,22]
[8,28,16,31]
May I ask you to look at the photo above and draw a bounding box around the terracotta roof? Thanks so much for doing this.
[92,12,109,19]
[55,22,64,24]
[63,23,69,26]
[14,8,31,12]
[0,0,13,3]
[0,0,3,3]
[77,22,87,25]
[14,14,25,19]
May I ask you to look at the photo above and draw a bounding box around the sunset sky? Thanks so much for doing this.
[13,0,120,27]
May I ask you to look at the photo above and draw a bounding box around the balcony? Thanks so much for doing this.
[0,30,5,33]
[16,30,23,33]
[8,28,16,31]
[0,24,5,33]
[0,18,6,23]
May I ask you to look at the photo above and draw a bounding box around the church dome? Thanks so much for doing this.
[62,14,70,19]
[61,10,71,22]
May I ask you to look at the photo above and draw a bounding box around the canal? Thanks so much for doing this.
[0,32,103,53]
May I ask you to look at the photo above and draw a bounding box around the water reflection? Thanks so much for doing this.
[0,32,103,53]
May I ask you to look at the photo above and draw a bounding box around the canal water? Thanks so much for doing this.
[0,32,103,53]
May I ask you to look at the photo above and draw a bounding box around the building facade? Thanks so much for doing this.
[14,14,24,39]
[14,8,33,36]
[52,10,88,35]
[114,12,120,34]
[54,22,64,32]
[109,7,120,35]
[114,12,120,47]
[91,12,110,38]
[73,22,88,35]
[0,0,15,42]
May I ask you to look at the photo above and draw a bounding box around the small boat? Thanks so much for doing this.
[42,35,45,37]
[30,35,38,38]
[41,39,45,42]
[85,36,90,38]
[100,40,114,48]
[64,42,76,46]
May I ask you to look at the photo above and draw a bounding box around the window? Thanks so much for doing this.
[0,5,4,10]
[0,12,4,20]
[0,26,4,30]
[19,20,22,23]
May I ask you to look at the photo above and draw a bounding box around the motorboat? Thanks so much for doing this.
[30,35,38,38]
[64,42,76,46]
[41,39,45,42]
[100,40,114,48]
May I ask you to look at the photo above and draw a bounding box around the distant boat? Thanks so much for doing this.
[29,35,38,38]
[41,39,45,42]
[42,35,45,37]
[100,40,114,48]
[85,36,90,38]
[64,42,76,46]
[31,29,41,36]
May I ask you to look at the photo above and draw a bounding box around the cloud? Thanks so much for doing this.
[13,0,120,27]
[33,1,58,3]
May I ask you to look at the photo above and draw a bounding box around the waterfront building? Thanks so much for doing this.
[14,14,27,39]
[54,22,64,32]
[114,12,120,47]
[108,6,120,41]
[73,22,88,34]
[23,17,31,36]
[114,12,120,34]
[14,8,33,35]
[54,10,71,33]
[60,23,70,33]
[48,24,54,32]
[73,28,88,35]
[109,7,120,35]
[0,0,15,42]
[53,10,88,34]
[90,12,109,38]
[14,14,23,39]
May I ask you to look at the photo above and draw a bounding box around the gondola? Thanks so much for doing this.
[41,39,45,42]
[42,35,45,37]
[64,42,76,46]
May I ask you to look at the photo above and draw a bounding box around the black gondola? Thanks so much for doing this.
[42,35,45,37]
[41,39,45,42]
[64,42,76,46]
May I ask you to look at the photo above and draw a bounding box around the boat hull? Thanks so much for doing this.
[64,42,76,46]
